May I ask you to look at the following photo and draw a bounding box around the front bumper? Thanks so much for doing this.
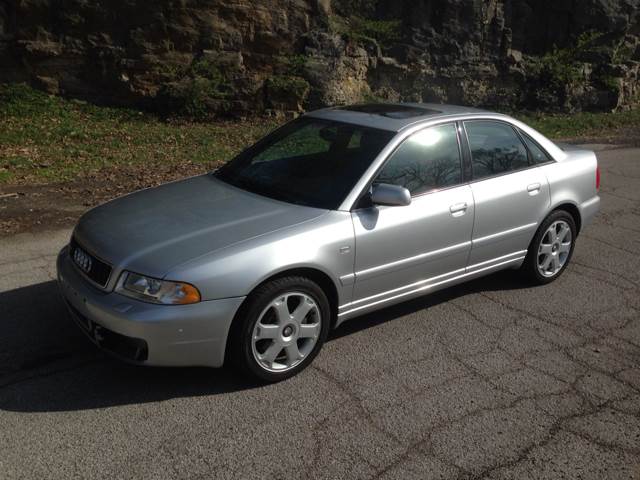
[57,246,245,368]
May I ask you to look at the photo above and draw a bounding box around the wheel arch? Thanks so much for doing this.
[550,202,582,235]
[223,266,341,366]
[258,267,340,326]
[528,201,583,256]
[233,265,340,329]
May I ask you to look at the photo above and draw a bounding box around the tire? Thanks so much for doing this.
[227,276,331,383]
[521,210,577,285]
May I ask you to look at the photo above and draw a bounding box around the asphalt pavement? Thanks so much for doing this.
[1,146,639,479]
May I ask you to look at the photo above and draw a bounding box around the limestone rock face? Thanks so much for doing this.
[1,0,638,115]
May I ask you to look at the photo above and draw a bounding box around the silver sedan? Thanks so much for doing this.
[57,103,600,381]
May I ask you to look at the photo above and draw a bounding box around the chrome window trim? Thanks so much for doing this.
[341,113,566,211]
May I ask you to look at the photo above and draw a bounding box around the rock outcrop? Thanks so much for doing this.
[1,0,638,116]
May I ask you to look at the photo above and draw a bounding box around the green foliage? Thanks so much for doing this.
[612,41,634,64]
[594,72,621,95]
[3,83,638,186]
[575,31,605,54]
[156,61,186,82]
[330,14,401,45]
[528,30,611,108]
[190,58,226,82]
[165,78,223,118]
[515,109,640,139]
[361,89,386,103]
[536,31,606,83]
[271,54,309,77]
[159,58,233,119]
[0,82,61,117]
[354,17,402,43]
[286,54,308,77]
[0,83,140,121]
[0,83,278,184]
[265,75,311,109]
[533,49,582,89]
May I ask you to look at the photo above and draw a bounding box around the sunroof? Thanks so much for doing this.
[337,104,441,119]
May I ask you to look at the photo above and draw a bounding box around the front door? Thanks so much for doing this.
[347,123,475,315]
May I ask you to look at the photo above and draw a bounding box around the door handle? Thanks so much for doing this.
[449,202,468,216]
[527,183,541,195]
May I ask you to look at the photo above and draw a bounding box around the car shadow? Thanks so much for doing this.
[0,270,530,412]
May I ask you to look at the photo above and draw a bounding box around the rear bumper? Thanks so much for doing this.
[580,195,600,229]
[57,246,245,368]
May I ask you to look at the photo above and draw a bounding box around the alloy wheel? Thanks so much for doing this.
[251,292,322,373]
[537,220,572,277]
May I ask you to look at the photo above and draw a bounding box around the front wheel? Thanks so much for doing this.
[521,210,577,285]
[227,276,330,383]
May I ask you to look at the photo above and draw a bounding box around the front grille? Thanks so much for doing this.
[66,301,149,363]
[70,238,112,288]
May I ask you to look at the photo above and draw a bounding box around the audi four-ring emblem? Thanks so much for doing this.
[73,247,92,273]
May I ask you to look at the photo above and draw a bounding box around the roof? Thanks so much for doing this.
[306,103,491,132]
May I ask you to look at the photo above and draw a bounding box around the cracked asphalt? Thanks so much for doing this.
[1,145,639,479]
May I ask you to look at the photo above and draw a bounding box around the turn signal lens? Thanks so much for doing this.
[116,272,201,305]
[175,283,201,305]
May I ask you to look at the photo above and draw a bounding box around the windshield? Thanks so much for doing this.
[214,118,395,209]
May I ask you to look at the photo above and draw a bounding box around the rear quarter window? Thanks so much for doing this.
[520,130,554,165]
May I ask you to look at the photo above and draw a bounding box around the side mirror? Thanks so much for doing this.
[370,183,411,207]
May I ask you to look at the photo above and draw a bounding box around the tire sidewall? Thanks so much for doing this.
[231,277,331,383]
[526,210,577,284]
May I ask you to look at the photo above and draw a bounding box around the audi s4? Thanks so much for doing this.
[57,103,600,381]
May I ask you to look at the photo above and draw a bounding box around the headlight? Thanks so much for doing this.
[116,271,201,305]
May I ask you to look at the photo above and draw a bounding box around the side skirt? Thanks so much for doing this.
[335,252,526,326]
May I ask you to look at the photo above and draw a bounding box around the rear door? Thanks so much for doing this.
[349,123,474,313]
[462,120,551,271]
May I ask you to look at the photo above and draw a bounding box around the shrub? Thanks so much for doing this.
[527,30,611,109]
[158,58,233,119]
[330,14,401,45]
[265,75,310,110]
[286,54,308,77]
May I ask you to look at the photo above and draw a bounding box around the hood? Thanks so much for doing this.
[73,174,326,279]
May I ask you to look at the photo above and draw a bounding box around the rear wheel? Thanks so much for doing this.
[228,276,330,382]
[521,210,577,285]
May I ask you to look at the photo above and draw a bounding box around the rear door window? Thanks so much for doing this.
[464,121,529,180]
